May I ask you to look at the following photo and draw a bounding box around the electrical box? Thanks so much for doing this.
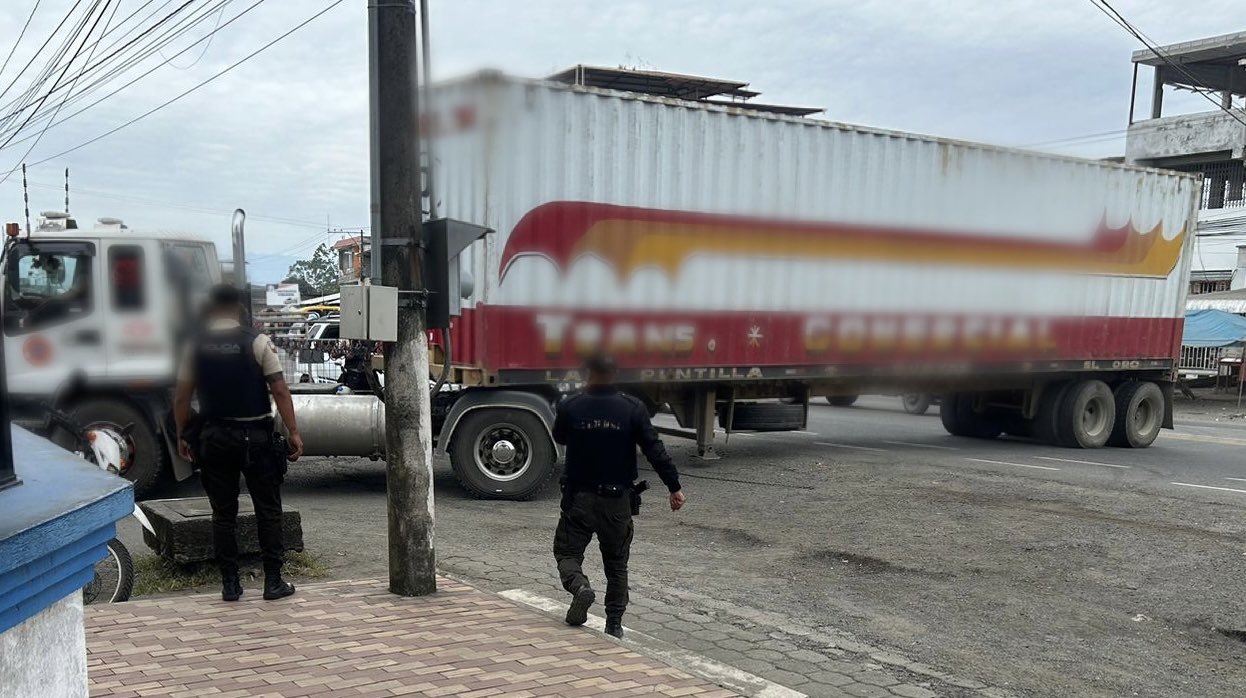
[423,218,491,329]
[340,284,398,342]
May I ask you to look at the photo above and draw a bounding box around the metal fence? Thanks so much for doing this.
[254,312,377,386]
[1174,161,1246,210]
[1180,345,1225,373]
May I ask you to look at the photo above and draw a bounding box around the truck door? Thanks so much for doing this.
[2,240,104,396]
[101,239,172,380]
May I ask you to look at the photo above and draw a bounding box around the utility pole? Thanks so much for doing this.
[368,0,436,596]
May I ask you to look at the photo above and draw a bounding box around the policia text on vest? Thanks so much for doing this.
[551,355,686,640]
[173,285,305,603]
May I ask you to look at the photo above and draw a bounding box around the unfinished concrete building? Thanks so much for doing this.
[1126,31,1246,210]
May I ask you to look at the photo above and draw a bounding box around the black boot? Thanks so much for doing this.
[564,586,595,626]
[263,572,296,600]
[221,572,243,602]
[604,616,624,639]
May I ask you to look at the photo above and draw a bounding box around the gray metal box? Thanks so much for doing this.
[339,284,398,342]
[340,285,367,339]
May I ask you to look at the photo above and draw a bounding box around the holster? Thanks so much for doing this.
[630,480,650,516]
[270,433,291,483]
[559,475,573,512]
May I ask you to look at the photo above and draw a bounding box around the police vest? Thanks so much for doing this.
[192,327,271,420]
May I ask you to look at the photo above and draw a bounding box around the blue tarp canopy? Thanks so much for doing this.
[1182,308,1246,348]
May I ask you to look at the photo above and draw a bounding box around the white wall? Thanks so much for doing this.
[0,594,87,698]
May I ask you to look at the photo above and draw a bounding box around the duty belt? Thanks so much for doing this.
[568,482,631,497]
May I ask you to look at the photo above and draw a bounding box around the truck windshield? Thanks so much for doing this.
[3,241,95,334]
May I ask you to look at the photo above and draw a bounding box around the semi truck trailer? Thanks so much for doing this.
[416,69,1199,499]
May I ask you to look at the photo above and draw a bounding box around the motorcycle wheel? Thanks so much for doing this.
[83,539,135,605]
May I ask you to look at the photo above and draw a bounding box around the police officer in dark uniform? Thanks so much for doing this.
[553,353,686,638]
[173,285,305,602]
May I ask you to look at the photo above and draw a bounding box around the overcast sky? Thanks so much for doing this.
[0,0,1238,282]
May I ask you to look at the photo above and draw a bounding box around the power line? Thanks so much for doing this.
[0,0,121,187]
[161,3,227,70]
[27,0,345,167]
[1,0,261,150]
[0,0,226,140]
[0,0,94,135]
[1020,129,1128,149]
[1088,0,1246,128]
[0,0,110,153]
[0,1,44,88]
[0,0,85,105]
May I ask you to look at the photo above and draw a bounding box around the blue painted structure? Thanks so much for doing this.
[0,427,132,634]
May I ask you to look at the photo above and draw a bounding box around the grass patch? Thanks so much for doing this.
[133,550,328,597]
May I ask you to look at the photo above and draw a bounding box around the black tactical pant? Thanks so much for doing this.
[553,491,634,619]
[198,419,285,576]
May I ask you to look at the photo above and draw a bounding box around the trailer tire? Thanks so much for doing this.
[940,393,1001,439]
[449,409,555,501]
[720,402,805,432]
[1057,379,1116,449]
[52,399,165,499]
[826,395,859,407]
[1033,382,1071,445]
[901,394,932,415]
[1108,381,1163,448]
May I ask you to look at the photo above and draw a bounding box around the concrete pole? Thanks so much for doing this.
[1151,67,1164,120]
[367,0,436,597]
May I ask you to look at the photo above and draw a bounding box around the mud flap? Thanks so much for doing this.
[1159,380,1175,429]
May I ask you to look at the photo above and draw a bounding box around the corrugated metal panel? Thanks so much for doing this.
[431,76,1201,375]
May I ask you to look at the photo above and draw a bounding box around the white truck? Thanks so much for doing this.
[3,212,218,495]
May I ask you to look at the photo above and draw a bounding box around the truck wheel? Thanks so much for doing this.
[52,399,165,499]
[1033,382,1071,445]
[1108,381,1163,448]
[826,395,859,407]
[1057,380,1116,448]
[901,394,932,415]
[720,402,805,431]
[449,409,555,500]
[940,393,1001,439]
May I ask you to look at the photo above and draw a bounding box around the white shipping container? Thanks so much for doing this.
[429,72,1201,384]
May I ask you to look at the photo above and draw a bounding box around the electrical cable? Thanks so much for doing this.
[27,0,345,167]
[0,0,85,106]
[0,0,234,142]
[1088,0,1246,127]
[0,0,121,187]
[2,0,260,150]
[0,0,109,153]
[0,0,92,136]
[161,3,226,70]
[0,1,44,92]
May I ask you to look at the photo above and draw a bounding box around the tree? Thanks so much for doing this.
[282,276,317,299]
[285,244,339,297]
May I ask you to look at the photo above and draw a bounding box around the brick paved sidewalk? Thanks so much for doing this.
[85,577,739,698]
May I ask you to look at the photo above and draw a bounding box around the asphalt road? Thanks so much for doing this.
[120,395,1246,698]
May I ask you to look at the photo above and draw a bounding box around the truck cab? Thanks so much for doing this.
[2,212,220,495]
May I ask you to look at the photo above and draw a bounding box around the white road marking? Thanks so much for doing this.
[814,441,889,452]
[1171,482,1246,495]
[883,440,959,451]
[1226,478,1246,483]
[966,458,1060,471]
[1035,456,1130,469]
[499,589,807,698]
[792,430,819,435]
